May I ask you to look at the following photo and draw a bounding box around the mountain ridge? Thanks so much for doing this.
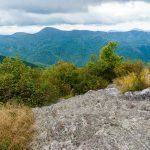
[10,27,150,35]
[8,27,150,36]
[0,27,149,66]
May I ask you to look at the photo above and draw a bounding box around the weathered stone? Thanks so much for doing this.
[30,86,150,150]
[124,88,150,101]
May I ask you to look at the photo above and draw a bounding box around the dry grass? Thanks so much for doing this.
[114,68,150,93]
[0,103,35,150]
[141,68,150,87]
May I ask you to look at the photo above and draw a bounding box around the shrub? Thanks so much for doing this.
[0,57,36,104]
[44,61,79,96]
[87,42,123,82]
[0,74,15,101]
[0,103,35,150]
[115,60,144,77]
[54,61,79,95]
[32,78,60,107]
[74,68,109,94]
[99,42,123,81]
[0,57,60,107]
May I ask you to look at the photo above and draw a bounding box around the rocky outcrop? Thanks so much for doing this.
[30,86,150,150]
[124,88,150,101]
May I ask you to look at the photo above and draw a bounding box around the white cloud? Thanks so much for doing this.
[0,1,150,33]
[1,21,150,35]
[0,26,42,35]
[88,1,150,24]
[54,22,150,32]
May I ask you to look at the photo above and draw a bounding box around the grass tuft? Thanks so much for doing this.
[114,68,150,93]
[0,103,35,150]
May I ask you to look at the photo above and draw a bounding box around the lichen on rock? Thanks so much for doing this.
[30,86,150,150]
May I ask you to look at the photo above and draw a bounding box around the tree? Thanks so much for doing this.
[99,42,123,81]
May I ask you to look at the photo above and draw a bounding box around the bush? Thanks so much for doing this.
[74,68,109,94]
[49,61,78,96]
[86,42,123,82]
[115,60,144,77]
[0,103,34,150]
[99,42,123,81]
[32,77,60,107]
[0,74,15,101]
[0,58,60,107]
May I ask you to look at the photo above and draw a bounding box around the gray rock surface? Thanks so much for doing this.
[30,86,150,150]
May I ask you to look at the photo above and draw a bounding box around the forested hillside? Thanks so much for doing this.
[0,28,149,66]
[0,55,37,67]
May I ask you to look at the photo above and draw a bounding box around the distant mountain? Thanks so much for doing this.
[0,27,149,66]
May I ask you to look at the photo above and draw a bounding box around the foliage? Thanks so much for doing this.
[99,42,123,81]
[0,42,149,107]
[49,61,78,96]
[0,57,60,106]
[87,42,123,81]
[0,103,34,150]
[115,60,144,77]
[74,68,109,94]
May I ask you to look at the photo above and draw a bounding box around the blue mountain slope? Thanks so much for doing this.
[0,28,149,66]
[0,55,37,67]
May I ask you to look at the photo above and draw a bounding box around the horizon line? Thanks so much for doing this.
[0,26,150,36]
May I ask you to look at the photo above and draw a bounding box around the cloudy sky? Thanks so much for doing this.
[0,0,150,34]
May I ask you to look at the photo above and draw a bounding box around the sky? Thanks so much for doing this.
[0,0,150,34]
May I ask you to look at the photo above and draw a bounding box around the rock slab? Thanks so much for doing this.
[31,86,150,150]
